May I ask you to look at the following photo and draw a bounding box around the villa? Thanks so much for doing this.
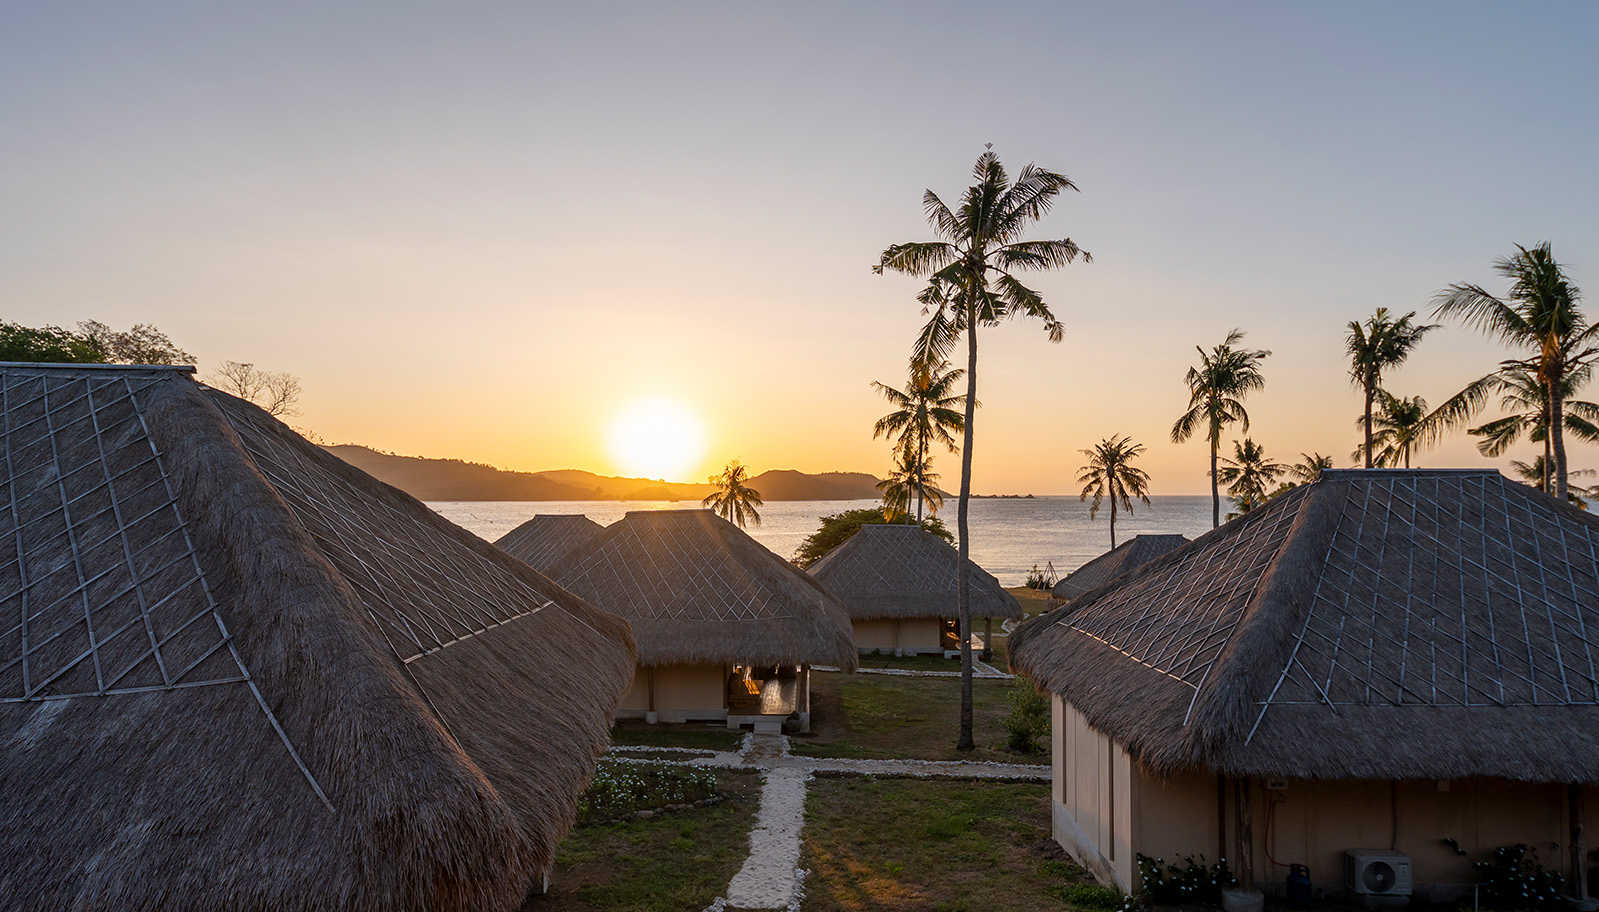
[0,364,635,911]
[807,522,1021,656]
[1011,469,1599,906]
[541,509,857,732]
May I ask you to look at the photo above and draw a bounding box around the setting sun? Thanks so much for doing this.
[606,398,707,481]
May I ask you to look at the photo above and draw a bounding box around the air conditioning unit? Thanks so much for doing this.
[1345,850,1413,896]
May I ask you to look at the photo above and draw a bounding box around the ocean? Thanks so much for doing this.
[429,495,1219,586]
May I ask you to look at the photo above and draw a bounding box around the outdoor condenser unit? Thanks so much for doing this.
[1345,850,1413,897]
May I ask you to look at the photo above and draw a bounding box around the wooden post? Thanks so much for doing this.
[1573,784,1589,902]
[982,617,993,661]
[1235,776,1254,891]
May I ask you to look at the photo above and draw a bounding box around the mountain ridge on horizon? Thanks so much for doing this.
[324,444,893,502]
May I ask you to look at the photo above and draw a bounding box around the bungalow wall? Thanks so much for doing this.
[851,617,944,655]
[1050,696,1599,900]
[616,663,730,723]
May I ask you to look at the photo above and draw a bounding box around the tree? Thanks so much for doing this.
[876,449,942,523]
[702,460,763,528]
[1509,456,1597,507]
[1076,435,1151,549]
[1345,309,1438,467]
[876,149,1089,751]
[1218,438,1286,515]
[1171,330,1271,529]
[0,321,107,363]
[792,507,952,569]
[79,321,194,365]
[1351,392,1429,468]
[1289,452,1334,485]
[208,360,303,417]
[1432,243,1596,499]
[1465,366,1599,465]
[871,358,966,522]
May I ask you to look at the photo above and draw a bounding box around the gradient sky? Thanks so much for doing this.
[4,2,1597,494]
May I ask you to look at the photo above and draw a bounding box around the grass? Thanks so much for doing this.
[789,670,1043,763]
[801,775,1102,912]
[528,768,761,912]
[1008,585,1058,619]
[858,652,962,672]
[608,721,744,752]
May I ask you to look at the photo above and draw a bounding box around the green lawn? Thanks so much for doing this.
[790,670,1043,764]
[608,721,744,752]
[801,775,1109,912]
[528,768,761,912]
[858,653,963,672]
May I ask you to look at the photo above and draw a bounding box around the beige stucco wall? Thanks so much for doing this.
[619,670,650,711]
[1050,695,1599,898]
[615,663,730,721]
[852,617,945,654]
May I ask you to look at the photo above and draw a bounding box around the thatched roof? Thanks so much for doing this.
[547,509,858,669]
[0,364,636,912]
[1011,469,1599,784]
[496,513,607,571]
[1052,534,1190,601]
[806,523,1022,621]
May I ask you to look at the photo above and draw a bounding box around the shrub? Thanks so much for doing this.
[1134,853,1237,905]
[1473,843,1565,911]
[1052,882,1126,909]
[1003,674,1051,753]
[576,761,718,824]
[1024,564,1051,590]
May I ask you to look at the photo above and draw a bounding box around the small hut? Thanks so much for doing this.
[0,364,635,912]
[807,523,1022,656]
[496,513,606,570]
[1051,533,1189,602]
[1011,469,1599,904]
[546,509,857,732]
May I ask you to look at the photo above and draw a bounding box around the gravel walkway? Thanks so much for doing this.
[607,733,1050,911]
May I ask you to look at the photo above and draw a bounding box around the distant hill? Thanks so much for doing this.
[323,445,888,502]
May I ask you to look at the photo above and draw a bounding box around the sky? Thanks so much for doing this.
[3,2,1597,494]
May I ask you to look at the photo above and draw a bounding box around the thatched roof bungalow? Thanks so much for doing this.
[807,523,1021,656]
[496,513,606,570]
[1011,470,1599,904]
[546,509,856,731]
[0,364,635,912]
[1050,533,1189,602]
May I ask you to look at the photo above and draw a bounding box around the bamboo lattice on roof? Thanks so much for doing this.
[806,523,1021,621]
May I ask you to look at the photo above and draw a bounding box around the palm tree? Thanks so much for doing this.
[876,150,1090,751]
[1351,393,1429,468]
[1509,456,1596,507]
[1076,436,1151,549]
[702,460,763,528]
[1171,330,1271,529]
[1217,438,1286,515]
[1466,366,1599,463]
[1289,452,1334,485]
[1432,243,1597,499]
[1345,309,1439,467]
[871,359,966,523]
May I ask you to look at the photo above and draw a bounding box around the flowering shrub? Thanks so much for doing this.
[576,761,719,824]
[1473,844,1565,911]
[1134,853,1237,905]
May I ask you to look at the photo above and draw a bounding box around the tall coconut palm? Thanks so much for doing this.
[1171,330,1271,529]
[1432,243,1597,499]
[1351,393,1429,468]
[1466,366,1599,463]
[1217,438,1286,515]
[876,150,1090,751]
[702,460,763,528]
[1345,309,1438,467]
[871,359,966,523]
[1509,456,1596,507]
[875,450,943,522]
[1076,435,1151,549]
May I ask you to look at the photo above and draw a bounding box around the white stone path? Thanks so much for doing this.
[609,732,1048,911]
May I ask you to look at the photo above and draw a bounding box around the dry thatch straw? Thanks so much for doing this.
[1011,469,1599,784]
[1051,534,1190,601]
[546,509,858,669]
[806,523,1021,621]
[496,513,607,570]
[0,364,635,912]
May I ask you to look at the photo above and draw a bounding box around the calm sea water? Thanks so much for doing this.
[429,495,1218,586]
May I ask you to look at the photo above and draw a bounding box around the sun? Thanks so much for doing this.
[606,398,707,481]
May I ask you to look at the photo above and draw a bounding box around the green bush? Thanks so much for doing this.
[1024,564,1051,590]
[576,761,718,824]
[1473,843,1566,911]
[1134,853,1237,905]
[1003,674,1051,753]
[1052,882,1126,909]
